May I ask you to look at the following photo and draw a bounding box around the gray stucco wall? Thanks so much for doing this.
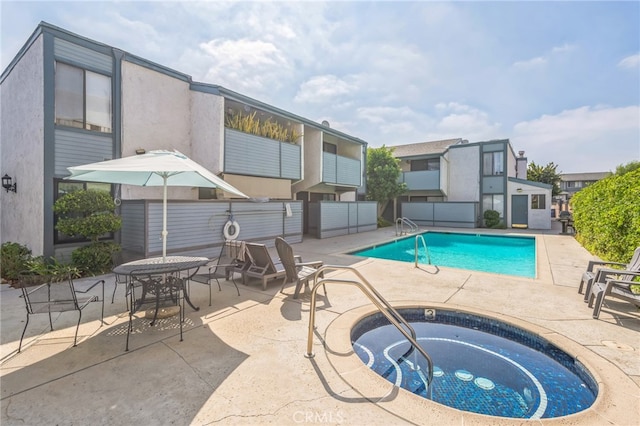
[0,35,45,254]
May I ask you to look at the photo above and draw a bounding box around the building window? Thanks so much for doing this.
[198,188,218,200]
[483,152,503,176]
[55,62,112,133]
[531,194,546,210]
[310,192,336,202]
[410,158,440,171]
[323,142,337,154]
[54,180,113,244]
[482,194,504,217]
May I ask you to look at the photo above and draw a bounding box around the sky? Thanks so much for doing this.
[1,1,639,174]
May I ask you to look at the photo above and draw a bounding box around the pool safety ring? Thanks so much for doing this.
[223,219,240,240]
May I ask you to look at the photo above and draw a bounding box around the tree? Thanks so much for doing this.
[366,145,407,217]
[54,189,122,274]
[527,161,562,196]
[615,160,640,176]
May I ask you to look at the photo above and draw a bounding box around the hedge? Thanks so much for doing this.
[571,168,640,263]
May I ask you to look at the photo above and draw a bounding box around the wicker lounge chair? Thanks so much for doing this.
[18,275,104,352]
[244,242,286,290]
[274,237,325,299]
[578,247,640,302]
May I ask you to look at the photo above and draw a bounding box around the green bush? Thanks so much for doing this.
[54,189,121,242]
[483,210,501,228]
[22,256,81,283]
[571,168,640,262]
[72,242,120,275]
[1,242,32,281]
[54,189,121,275]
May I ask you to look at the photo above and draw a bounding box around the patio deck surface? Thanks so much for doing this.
[1,222,638,425]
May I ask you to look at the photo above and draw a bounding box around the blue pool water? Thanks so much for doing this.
[351,232,536,278]
[351,309,597,419]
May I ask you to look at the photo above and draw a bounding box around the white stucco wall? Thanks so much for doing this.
[292,126,322,193]
[121,61,195,201]
[506,147,517,177]
[446,145,480,201]
[0,35,45,254]
[440,155,449,195]
[191,91,224,174]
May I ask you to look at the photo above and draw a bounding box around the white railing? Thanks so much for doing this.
[395,217,419,236]
[415,234,432,266]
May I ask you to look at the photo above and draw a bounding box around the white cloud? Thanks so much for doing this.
[512,43,575,70]
[551,43,576,54]
[294,74,359,104]
[618,54,640,69]
[512,56,547,69]
[194,38,291,97]
[512,106,640,173]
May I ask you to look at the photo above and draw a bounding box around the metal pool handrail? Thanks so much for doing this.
[305,265,434,390]
[395,217,419,236]
[415,234,431,266]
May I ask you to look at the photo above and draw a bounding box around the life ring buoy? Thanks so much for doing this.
[223,220,240,240]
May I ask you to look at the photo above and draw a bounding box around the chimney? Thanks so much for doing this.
[516,150,527,179]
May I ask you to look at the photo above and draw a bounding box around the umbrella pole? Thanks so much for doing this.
[162,176,168,262]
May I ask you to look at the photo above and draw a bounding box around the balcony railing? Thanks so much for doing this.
[399,170,440,191]
[322,152,361,186]
[224,128,301,180]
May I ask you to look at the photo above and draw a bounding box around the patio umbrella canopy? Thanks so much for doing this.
[66,149,249,260]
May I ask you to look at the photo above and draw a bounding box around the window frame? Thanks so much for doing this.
[483,151,504,176]
[55,61,112,134]
[323,142,337,154]
[531,194,546,210]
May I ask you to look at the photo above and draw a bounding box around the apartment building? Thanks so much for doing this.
[0,22,371,258]
[392,139,552,229]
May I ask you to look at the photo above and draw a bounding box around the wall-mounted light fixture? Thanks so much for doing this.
[516,188,523,193]
[2,174,17,193]
[135,148,146,155]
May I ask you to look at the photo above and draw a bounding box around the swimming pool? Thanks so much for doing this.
[351,308,598,419]
[351,231,536,278]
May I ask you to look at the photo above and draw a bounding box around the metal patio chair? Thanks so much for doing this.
[18,275,104,352]
[190,240,243,306]
[126,268,184,351]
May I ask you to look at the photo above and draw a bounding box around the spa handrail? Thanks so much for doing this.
[415,234,432,266]
[395,217,418,236]
[305,265,434,389]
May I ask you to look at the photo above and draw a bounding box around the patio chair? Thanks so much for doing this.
[126,268,184,351]
[578,247,640,302]
[588,271,640,319]
[274,237,325,299]
[111,246,143,304]
[18,275,105,352]
[244,242,286,290]
[190,241,243,305]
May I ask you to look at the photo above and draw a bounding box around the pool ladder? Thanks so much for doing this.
[305,265,434,391]
[415,234,432,266]
[395,217,419,236]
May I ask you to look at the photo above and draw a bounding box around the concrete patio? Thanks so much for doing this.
[1,223,639,425]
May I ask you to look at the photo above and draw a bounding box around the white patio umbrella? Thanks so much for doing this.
[66,149,248,261]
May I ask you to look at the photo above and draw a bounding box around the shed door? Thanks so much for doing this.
[511,195,528,228]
